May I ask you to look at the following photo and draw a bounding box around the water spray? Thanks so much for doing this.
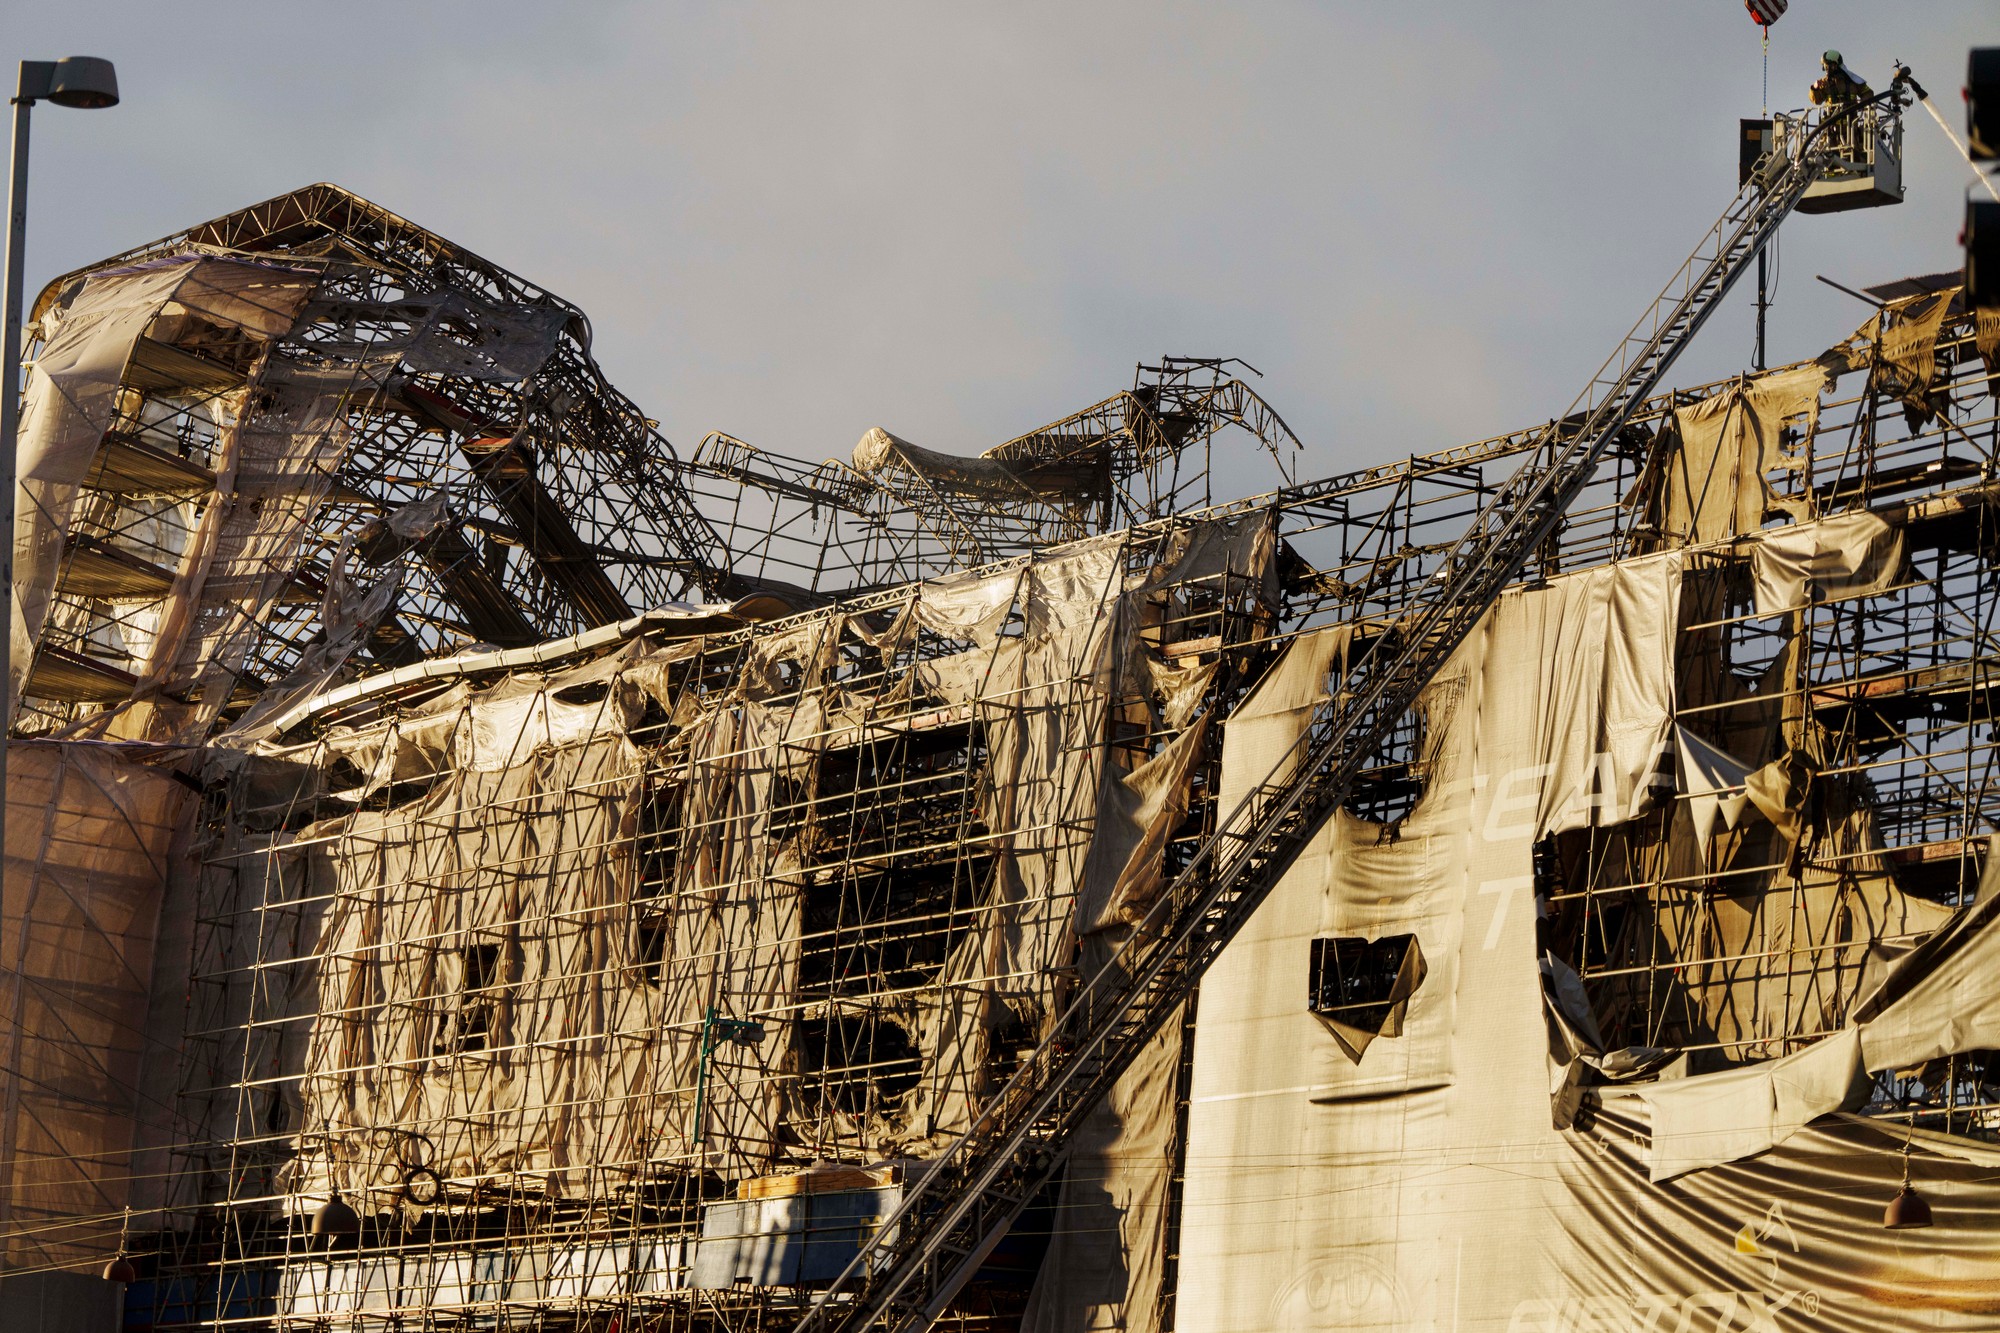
[1898,61,2000,204]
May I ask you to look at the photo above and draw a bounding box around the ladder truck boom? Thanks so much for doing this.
[799,84,1914,1333]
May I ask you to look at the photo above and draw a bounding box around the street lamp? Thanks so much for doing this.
[0,57,118,774]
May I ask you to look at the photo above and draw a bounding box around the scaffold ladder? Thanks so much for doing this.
[799,92,1902,1333]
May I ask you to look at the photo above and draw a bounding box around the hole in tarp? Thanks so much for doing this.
[1309,934,1424,1062]
[435,943,503,1056]
[796,1013,920,1120]
[633,915,668,986]
[550,680,609,706]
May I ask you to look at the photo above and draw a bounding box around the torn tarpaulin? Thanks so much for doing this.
[1855,836,2000,1071]
[1654,365,1823,545]
[1626,838,1998,1180]
[1640,1027,1872,1182]
[1872,286,1957,425]
[1747,508,1906,616]
[1674,725,1821,857]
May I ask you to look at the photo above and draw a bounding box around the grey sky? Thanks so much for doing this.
[9,3,1994,492]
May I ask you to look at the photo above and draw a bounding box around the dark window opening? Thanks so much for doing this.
[437,942,503,1056]
[634,783,685,906]
[796,1014,921,1121]
[798,859,978,995]
[465,942,500,990]
[551,679,609,706]
[1309,934,1424,1062]
[635,917,668,986]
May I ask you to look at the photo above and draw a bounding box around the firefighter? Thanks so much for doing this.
[1810,50,1873,106]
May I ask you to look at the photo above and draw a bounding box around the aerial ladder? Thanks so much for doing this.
[798,81,1917,1333]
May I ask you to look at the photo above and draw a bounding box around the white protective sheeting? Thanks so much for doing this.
[1177,551,1692,1333]
[1674,723,1835,859]
[9,258,315,713]
[288,732,670,1197]
[1675,724,1755,853]
[1020,1009,1182,1333]
[1217,624,1349,818]
[1021,737,1212,1333]
[1177,543,2000,1331]
[1075,719,1208,935]
[1020,530,1260,1333]
[1507,552,1683,838]
[1148,511,1279,606]
[12,265,186,710]
[900,538,1129,1148]
[1855,839,2000,1072]
[1747,508,1906,616]
[854,426,1100,500]
[912,564,1023,647]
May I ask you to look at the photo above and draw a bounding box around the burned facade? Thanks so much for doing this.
[4,173,2000,1333]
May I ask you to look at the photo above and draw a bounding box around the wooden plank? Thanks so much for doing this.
[84,432,215,495]
[59,537,177,599]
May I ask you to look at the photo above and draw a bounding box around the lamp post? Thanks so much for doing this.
[0,57,117,795]
[0,55,116,1295]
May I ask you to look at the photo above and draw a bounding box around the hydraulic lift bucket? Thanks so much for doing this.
[1782,103,1905,214]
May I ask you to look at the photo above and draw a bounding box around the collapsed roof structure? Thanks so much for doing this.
[4,126,2000,1333]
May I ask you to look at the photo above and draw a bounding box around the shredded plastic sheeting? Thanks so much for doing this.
[1872,286,1957,420]
[1977,303,2000,382]
[1857,842,2000,1071]
[1641,841,2000,1180]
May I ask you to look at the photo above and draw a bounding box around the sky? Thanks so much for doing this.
[7,3,1995,493]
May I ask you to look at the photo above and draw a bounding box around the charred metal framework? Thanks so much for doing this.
[7,180,1999,1332]
[681,356,1301,597]
[17,185,732,740]
[17,185,1296,745]
[92,284,1996,1331]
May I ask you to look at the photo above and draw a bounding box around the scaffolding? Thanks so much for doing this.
[6,118,2000,1331]
[12,184,732,745]
[678,356,1301,597]
[133,509,1269,1330]
[61,269,1989,1329]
